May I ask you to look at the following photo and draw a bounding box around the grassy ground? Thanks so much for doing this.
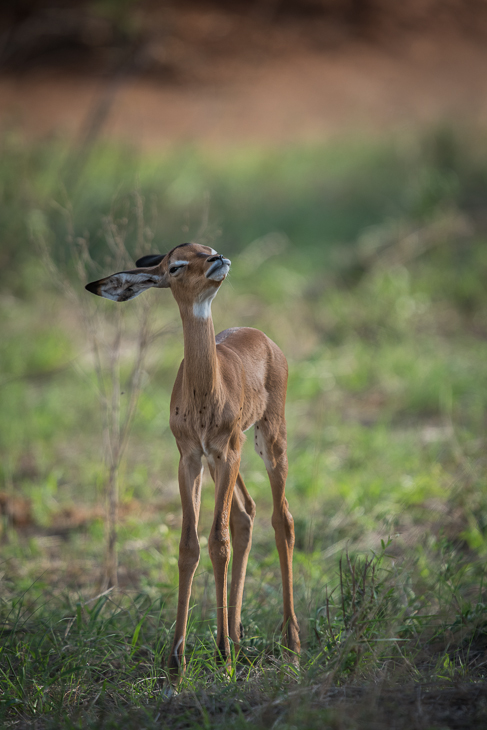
[1,128,487,728]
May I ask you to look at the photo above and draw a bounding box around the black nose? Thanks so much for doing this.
[207,254,223,262]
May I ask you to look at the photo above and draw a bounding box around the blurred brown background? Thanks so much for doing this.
[1,0,487,148]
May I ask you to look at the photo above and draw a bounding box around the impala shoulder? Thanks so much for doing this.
[215,327,244,345]
[215,326,273,348]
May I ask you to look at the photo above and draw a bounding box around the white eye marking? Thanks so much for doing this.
[193,288,217,318]
[168,260,189,275]
[208,248,217,254]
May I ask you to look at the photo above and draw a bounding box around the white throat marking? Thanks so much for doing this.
[193,288,217,319]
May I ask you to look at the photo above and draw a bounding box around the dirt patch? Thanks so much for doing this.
[2,3,487,148]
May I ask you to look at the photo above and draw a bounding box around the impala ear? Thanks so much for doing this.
[135,253,165,268]
[85,266,169,302]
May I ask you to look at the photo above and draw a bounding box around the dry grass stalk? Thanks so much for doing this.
[33,191,157,590]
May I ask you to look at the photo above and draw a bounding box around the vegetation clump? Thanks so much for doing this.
[1,128,487,728]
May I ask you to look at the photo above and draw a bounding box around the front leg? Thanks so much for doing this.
[168,452,203,681]
[208,448,241,663]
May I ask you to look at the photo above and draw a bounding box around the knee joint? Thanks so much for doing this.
[272,508,295,545]
[232,512,253,548]
[247,498,257,522]
[208,534,231,564]
[178,537,200,571]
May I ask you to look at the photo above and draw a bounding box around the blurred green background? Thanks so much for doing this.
[2,126,487,611]
[1,2,487,726]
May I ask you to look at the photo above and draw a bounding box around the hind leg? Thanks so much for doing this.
[228,473,256,647]
[209,451,240,662]
[255,420,300,655]
[208,464,256,649]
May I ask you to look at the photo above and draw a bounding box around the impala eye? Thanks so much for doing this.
[170,265,184,275]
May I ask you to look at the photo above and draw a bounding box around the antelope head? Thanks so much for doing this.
[85,243,231,315]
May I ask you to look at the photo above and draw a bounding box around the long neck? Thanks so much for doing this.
[178,302,220,403]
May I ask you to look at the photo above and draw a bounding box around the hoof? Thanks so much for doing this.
[167,643,186,687]
[282,620,301,659]
[215,636,231,665]
[159,682,177,699]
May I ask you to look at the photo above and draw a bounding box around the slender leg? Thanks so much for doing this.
[207,464,255,649]
[208,449,240,662]
[168,453,203,679]
[228,473,256,647]
[258,422,300,656]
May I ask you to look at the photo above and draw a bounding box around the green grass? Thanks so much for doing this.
[2,127,487,727]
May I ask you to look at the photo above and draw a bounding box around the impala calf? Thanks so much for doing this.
[86,242,300,676]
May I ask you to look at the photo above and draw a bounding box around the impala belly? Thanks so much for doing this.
[253,425,272,470]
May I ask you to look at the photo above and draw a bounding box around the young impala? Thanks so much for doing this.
[85,242,300,677]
